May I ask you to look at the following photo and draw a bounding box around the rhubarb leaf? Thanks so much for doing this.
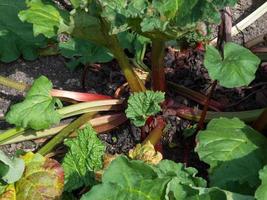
[81,156,170,200]
[0,0,46,62]
[19,0,68,38]
[126,91,165,127]
[82,156,211,200]
[255,166,267,200]
[100,0,238,40]
[62,125,105,192]
[15,152,64,200]
[0,150,25,184]
[59,38,113,70]
[204,43,260,88]
[5,76,62,130]
[195,118,267,194]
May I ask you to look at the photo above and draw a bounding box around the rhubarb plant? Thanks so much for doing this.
[97,0,238,91]
[17,0,240,92]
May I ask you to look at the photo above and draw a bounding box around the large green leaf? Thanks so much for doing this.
[195,118,267,193]
[0,0,46,62]
[81,156,170,200]
[62,125,105,192]
[5,76,62,130]
[19,0,68,38]
[204,43,260,88]
[255,166,267,200]
[15,152,64,200]
[126,91,165,127]
[0,150,24,184]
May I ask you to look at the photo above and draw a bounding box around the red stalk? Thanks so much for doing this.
[51,89,113,102]
[143,117,166,153]
[195,81,217,132]
[151,39,166,92]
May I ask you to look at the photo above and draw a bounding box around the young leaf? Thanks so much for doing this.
[128,141,163,165]
[204,43,261,88]
[195,118,267,193]
[0,150,25,184]
[126,91,165,127]
[255,165,267,200]
[5,76,62,130]
[15,152,64,200]
[0,0,46,62]
[62,125,105,192]
[19,0,68,38]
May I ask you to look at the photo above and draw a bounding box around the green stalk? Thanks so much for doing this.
[0,127,25,143]
[58,99,123,118]
[109,36,146,92]
[0,100,123,144]
[38,112,94,156]
[0,75,29,91]
[99,19,146,93]
[151,39,166,92]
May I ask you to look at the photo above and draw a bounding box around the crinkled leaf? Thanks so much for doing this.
[100,0,237,40]
[126,91,165,127]
[195,118,267,193]
[15,152,64,200]
[0,0,46,62]
[62,125,105,192]
[81,156,170,200]
[0,184,15,200]
[5,76,62,130]
[82,156,211,200]
[255,166,267,200]
[59,38,113,70]
[18,0,68,38]
[0,150,24,184]
[204,43,260,88]
[155,160,206,187]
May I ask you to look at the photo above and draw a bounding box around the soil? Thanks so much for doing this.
[0,0,266,176]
